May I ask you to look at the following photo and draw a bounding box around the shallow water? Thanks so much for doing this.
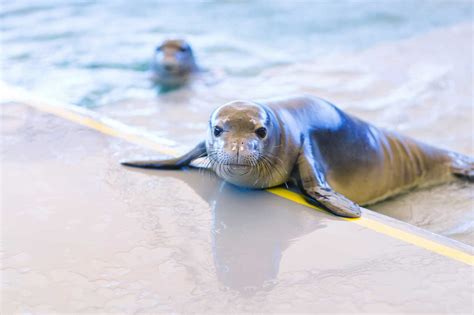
[1,1,473,244]
[1,0,473,105]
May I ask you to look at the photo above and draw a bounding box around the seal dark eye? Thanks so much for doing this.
[178,46,188,52]
[214,126,223,137]
[255,127,267,139]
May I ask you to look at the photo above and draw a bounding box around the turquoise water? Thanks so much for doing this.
[1,0,472,106]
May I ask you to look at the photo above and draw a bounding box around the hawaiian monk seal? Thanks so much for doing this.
[151,39,199,88]
[122,95,473,218]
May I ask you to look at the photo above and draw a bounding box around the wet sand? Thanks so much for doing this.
[98,22,474,245]
[1,102,472,313]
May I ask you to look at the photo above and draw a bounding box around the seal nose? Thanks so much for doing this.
[231,140,257,152]
[164,64,174,72]
[247,140,258,151]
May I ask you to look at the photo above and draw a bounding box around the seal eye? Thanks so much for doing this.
[178,46,188,52]
[213,126,223,137]
[255,127,267,139]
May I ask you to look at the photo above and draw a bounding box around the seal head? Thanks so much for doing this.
[152,39,198,87]
[206,101,284,188]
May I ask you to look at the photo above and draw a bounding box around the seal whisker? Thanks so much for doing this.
[260,155,277,179]
[258,156,274,186]
[265,152,285,167]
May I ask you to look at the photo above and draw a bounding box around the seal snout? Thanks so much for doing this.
[230,139,258,153]
[159,61,181,75]
[163,64,176,72]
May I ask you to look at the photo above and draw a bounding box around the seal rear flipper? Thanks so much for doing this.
[121,141,207,170]
[450,153,474,181]
[121,158,187,169]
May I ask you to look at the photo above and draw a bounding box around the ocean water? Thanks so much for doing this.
[1,0,473,106]
[1,1,473,244]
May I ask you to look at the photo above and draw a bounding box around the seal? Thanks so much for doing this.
[151,38,199,88]
[122,95,473,218]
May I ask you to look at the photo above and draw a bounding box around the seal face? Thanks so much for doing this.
[151,39,198,87]
[122,95,473,218]
[205,101,285,188]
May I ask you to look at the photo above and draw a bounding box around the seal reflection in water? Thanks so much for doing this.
[122,95,474,218]
[151,39,198,89]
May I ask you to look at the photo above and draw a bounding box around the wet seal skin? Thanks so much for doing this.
[122,95,474,218]
[151,38,199,91]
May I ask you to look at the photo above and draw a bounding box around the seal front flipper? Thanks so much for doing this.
[121,141,207,169]
[295,143,361,218]
[301,186,361,218]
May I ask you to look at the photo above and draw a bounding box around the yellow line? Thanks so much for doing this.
[3,83,473,266]
[0,83,180,157]
[42,106,180,157]
[267,188,474,266]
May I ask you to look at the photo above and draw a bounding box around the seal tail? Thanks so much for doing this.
[450,153,474,181]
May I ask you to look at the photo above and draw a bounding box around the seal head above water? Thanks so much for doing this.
[122,95,474,218]
[151,38,198,88]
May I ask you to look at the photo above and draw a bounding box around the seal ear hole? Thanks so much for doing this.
[255,127,267,139]
[214,126,224,137]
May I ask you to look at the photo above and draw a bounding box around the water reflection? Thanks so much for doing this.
[130,167,326,295]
